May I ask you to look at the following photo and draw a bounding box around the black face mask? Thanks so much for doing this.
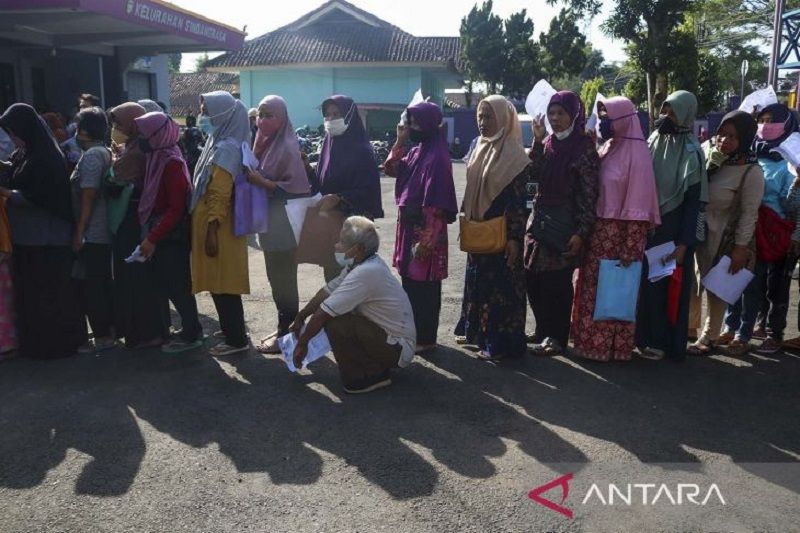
[409,129,432,144]
[138,138,152,153]
[598,118,614,141]
[655,115,683,135]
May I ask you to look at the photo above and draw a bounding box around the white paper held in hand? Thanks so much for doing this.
[738,86,777,115]
[399,89,425,126]
[701,255,755,306]
[525,79,557,134]
[124,245,147,263]
[644,241,676,282]
[277,327,332,373]
[241,142,259,171]
[771,132,800,168]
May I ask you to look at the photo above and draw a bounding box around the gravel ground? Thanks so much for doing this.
[0,163,798,533]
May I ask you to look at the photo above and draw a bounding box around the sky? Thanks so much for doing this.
[169,0,628,72]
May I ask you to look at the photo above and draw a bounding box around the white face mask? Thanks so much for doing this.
[553,115,578,141]
[334,251,354,267]
[483,127,505,142]
[325,118,348,137]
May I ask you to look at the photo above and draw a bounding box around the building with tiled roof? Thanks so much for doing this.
[206,0,463,135]
[169,72,239,118]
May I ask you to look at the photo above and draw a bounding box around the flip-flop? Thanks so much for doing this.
[162,339,204,354]
[476,350,503,362]
[210,343,250,357]
[687,340,714,356]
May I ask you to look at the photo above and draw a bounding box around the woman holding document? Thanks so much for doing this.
[636,90,708,361]
[571,97,660,361]
[687,111,763,357]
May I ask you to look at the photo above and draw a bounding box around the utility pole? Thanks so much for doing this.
[768,0,786,88]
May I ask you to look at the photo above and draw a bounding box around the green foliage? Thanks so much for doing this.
[539,9,588,80]
[501,9,541,98]
[168,53,182,73]
[194,52,209,73]
[580,77,605,116]
[460,1,506,93]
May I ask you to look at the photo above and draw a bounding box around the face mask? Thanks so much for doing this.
[325,118,347,137]
[655,115,681,135]
[553,114,578,141]
[758,122,786,142]
[111,127,129,146]
[198,115,215,136]
[334,251,354,268]
[598,118,614,141]
[409,129,431,144]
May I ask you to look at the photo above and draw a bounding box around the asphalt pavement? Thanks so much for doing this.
[0,163,798,533]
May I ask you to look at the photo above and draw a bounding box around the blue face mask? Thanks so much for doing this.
[199,115,215,136]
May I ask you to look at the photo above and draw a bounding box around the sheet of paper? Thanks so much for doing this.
[644,242,676,282]
[771,132,800,168]
[399,88,425,126]
[124,245,147,264]
[277,328,332,373]
[739,86,777,114]
[241,142,259,171]
[585,92,605,132]
[285,193,322,244]
[701,255,755,306]
[525,79,557,134]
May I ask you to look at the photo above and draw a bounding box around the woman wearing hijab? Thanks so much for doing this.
[0,103,86,359]
[42,112,68,144]
[571,96,660,361]
[686,111,763,357]
[108,102,166,348]
[138,99,163,114]
[246,95,312,354]
[525,91,600,356]
[722,103,798,355]
[636,90,708,361]
[384,101,457,353]
[314,95,383,280]
[455,96,530,361]
[191,91,251,357]
[135,111,204,353]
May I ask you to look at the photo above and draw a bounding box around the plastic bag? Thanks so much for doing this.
[233,171,269,237]
[593,260,643,322]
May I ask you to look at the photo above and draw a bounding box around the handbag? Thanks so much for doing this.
[714,164,756,269]
[531,204,576,252]
[233,172,269,237]
[458,214,506,254]
[593,260,643,322]
[755,204,793,262]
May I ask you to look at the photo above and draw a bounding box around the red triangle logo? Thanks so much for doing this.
[528,472,574,519]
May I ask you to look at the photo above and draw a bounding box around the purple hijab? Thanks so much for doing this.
[316,95,383,218]
[395,102,457,221]
[538,91,594,206]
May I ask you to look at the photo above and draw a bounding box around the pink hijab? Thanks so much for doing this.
[597,96,661,226]
[252,95,309,195]
[134,112,192,226]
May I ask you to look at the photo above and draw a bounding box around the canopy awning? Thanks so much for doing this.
[0,0,245,56]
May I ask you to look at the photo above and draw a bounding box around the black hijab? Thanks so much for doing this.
[0,104,73,221]
[754,103,799,161]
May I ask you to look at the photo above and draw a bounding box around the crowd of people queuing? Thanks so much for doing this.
[0,84,797,394]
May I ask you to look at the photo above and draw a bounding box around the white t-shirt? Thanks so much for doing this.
[321,255,417,367]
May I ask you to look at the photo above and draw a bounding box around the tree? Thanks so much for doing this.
[501,9,541,98]
[580,77,605,116]
[168,53,182,73]
[549,0,696,124]
[580,45,605,80]
[194,52,210,73]
[539,9,588,81]
[460,1,506,93]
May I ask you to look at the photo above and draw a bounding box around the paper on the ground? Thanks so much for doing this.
[285,192,322,244]
[771,132,800,168]
[701,255,755,306]
[399,89,425,126]
[241,142,259,171]
[739,86,777,115]
[124,245,147,263]
[585,92,606,132]
[644,241,676,282]
[525,79,557,134]
[277,327,332,373]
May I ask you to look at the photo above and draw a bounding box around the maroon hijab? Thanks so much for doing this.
[538,91,594,206]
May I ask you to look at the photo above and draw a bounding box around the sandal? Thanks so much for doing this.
[754,337,782,355]
[162,338,204,354]
[725,339,751,357]
[752,327,767,340]
[256,334,282,354]
[209,343,250,357]
[455,335,468,345]
[531,338,563,357]
[637,347,665,361]
[687,340,714,356]
[716,331,735,346]
[476,350,504,361]
[782,336,800,351]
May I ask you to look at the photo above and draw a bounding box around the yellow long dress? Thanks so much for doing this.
[191,164,249,295]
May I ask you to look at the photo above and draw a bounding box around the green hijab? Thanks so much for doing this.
[649,90,709,216]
